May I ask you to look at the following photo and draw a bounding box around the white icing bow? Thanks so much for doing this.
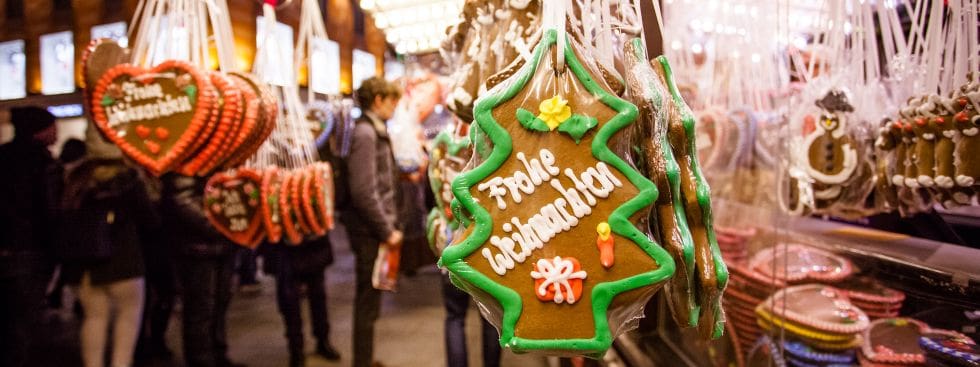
[530,256,587,304]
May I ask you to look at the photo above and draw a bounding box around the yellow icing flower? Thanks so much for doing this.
[538,95,572,130]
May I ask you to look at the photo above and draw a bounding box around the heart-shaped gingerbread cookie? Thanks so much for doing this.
[260,167,283,243]
[90,60,217,175]
[203,168,266,248]
[179,71,244,176]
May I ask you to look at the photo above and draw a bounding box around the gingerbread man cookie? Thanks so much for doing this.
[954,77,980,189]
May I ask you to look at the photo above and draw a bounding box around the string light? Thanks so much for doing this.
[361,0,463,54]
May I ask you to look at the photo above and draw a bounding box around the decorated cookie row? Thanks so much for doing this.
[203,163,334,248]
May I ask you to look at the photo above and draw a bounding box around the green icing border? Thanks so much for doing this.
[655,55,729,338]
[628,39,698,327]
[439,30,675,355]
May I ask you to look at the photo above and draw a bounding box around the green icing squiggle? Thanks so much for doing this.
[629,38,698,327]
[656,56,729,338]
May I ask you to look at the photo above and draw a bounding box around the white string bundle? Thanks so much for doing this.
[295,0,333,103]
[248,2,319,169]
[129,0,236,72]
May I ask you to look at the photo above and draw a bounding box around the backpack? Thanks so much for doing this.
[56,177,126,263]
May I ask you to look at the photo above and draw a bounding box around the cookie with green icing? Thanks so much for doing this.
[622,39,698,330]
[439,30,674,356]
[651,55,729,339]
[427,129,474,255]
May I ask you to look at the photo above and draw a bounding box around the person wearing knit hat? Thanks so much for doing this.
[0,106,62,367]
[10,106,58,146]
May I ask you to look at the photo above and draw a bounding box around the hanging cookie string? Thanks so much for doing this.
[247,1,319,170]
[128,0,236,73]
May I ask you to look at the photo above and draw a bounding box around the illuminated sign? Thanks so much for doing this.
[41,31,75,95]
[256,16,295,86]
[0,40,26,100]
[47,104,84,118]
[310,38,340,95]
[352,49,376,89]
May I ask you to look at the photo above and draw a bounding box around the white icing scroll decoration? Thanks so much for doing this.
[530,256,587,304]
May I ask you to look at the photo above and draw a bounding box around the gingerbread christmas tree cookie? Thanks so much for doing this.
[440,30,675,356]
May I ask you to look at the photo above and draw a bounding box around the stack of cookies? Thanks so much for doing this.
[715,225,756,265]
[725,263,784,355]
[756,285,870,353]
[837,277,906,320]
[860,318,974,367]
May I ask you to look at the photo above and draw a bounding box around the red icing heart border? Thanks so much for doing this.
[203,168,265,248]
[90,60,216,175]
[260,167,283,243]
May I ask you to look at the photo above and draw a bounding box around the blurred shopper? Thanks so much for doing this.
[342,77,403,367]
[0,106,61,367]
[236,248,261,294]
[46,137,88,310]
[442,274,501,367]
[136,176,177,361]
[265,236,340,367]
[160,173,244,367]
[58,127,159,367]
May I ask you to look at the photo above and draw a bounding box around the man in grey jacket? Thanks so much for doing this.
[343,77,403,367]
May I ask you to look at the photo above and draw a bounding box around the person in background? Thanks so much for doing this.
[0,106,61,367]
[135,174,178,362]
[442,274,501,367]
[58,126,159,367]
[46,137,88,310]
[160,173,244,367]
[344,77,403,367]
[236,248,261,294]
[264,236,341,367]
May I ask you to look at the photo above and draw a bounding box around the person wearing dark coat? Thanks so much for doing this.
[264,235,341,367]
[343,77,403,367]
[0,106,61,367]
[160,173,245,367]
[60,153,159,367]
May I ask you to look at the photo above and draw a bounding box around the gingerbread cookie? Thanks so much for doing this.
[426,130,473,255]
[260,167,284,243]
[178,71,244,176]
[622,39,698,329]
[653,55,728,339]
[954,78,980,189]
[90,60,218,175]
[860,318,955,366]
[203,168,266,248]
[439,30,674,356]
[800,89,860,197]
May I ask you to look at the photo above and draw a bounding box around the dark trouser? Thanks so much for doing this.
[141,244,177,347]
[177,255,235,367]
[0,266,46,367]
[350,232,382,367]
[275,260,330,357]
[237,248,258,285]
[442,274,501,367]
